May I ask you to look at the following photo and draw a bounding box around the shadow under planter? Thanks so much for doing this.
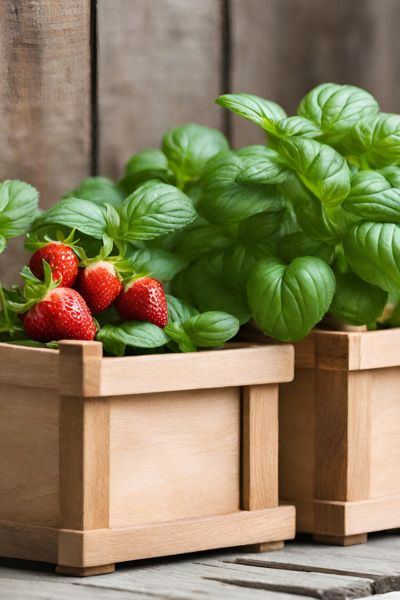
[280,328,400,546]
[0,341,295,575]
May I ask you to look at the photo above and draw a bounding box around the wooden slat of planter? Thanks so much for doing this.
[315,370,371,502]
[109,387,240,528]
[97,0,225,179]
[314,495,400,537]
[313,329,400,371]
[0,521,58,564]
[229,0,400,148]
[0,344,58,388]
[242,384,278,510]
[58,506,295,567]
[0,384,59,527]
[99,345,294,397]
[59,343,109,531]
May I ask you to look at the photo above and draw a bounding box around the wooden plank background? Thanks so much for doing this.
[0,0,399,280]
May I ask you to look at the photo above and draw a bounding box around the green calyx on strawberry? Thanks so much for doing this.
[115,275,168,328]
[26,230,80,288]
[9,262,96,343]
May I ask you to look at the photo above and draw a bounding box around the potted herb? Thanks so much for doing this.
[183,83,400,546]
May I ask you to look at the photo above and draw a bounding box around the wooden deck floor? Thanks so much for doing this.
[1,532,400,599]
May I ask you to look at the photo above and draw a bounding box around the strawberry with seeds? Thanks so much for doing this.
[11,262,96,342]
[77,261,122,313]
[116,276,168,328]
[76,236,124,313]
[27,231,79,288]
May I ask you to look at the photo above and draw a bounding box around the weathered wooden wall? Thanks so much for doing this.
[0,0,399,279]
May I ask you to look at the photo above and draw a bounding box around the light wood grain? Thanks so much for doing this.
[0,521,58,564]
[0,384,58,526]
[109,388,240,528]
[315,370,371,502]
[313,533,367,547]
[59,341,103,397]
[242,384,278,510]
[370,368,400,498]
[59,395,110,531]
[279,369,315,503]
[55,563,115,577]
[100,345,294,397]
[314,495,400,536]
[58,506,296,567]
[59,342,109,532]
[97,0,225,179]
[0,344,58,389]
[229,0,400,147]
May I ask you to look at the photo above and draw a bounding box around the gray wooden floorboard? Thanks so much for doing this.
[229,533,400,593]
[2,533,400,599]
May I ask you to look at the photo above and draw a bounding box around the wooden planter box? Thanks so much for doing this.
[0,341,295,576]
[280,328,400,546]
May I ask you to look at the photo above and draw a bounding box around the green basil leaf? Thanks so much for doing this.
[297,83,379,135]
[0,234,6,254]
[235,145,290,185]
[329,273,387,326]
[380,166,400,188]
[279,137,351,206]
[127,246,186,280]
[278,232,335,264]
[344,221,400,292]
[216,93,287,134]
[238,209,285,240]
[164,322,197,352]
[162,123,229,184]
[173,222,232,260]
[198,151,283,224]
[63,176,125,209]
[177,254,251,324]
[0,180,39,238]
[97,321,169,356]
[182,311,239,347]
[119,150,172,194]
[295,192,358,245]
[166,294,199,324]
[342,170,400,222]
[33,197,108,239]
[222,242,271,289]
[119,181,196,241]
[344,113,400,167]
[247,257,335,341]
[274,116,323,138]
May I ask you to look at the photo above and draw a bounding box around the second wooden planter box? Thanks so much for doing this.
[280,328,400,545]
[0,341,295,575]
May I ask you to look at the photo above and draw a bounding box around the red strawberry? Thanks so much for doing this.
[29,243,79,288]
[116,276,168,327]
[23,288,96,342]
[77,261,122,313]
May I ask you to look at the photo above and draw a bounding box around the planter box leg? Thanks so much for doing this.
[55,564,115,577]
[242,541,285,552]
[313,534,367,546]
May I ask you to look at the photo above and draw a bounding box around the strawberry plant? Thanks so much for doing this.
[0,124,239,354]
